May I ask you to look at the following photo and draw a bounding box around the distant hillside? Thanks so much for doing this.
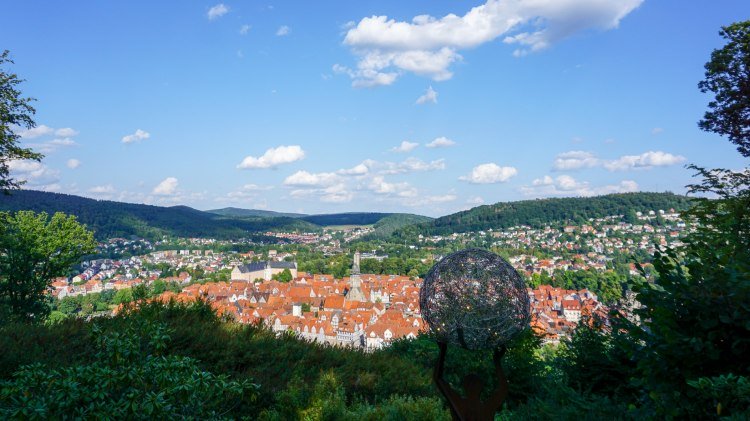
[300,212,396,226]
[0,190,311,240]
[207,207,306,219]
[392,192,694,238]
[362,214,434,240]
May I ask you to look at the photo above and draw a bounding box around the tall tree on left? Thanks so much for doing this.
[0,50,43,193]
[0,211,97,323]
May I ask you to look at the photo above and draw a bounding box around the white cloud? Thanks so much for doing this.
[66,159,81,169]
[152,177,179,196]
[89,184,115,194]
[467,196,485,206]
[553,150,686,171]
[603,151,686,171]
[367,176,417,197]
[553,150,600,170]
[290,182,353,203]
[376,157,446,174]
[416,86,438,104]
[403,193,458,207]
[283,170,340,187]
[338,0,642,86]
[224,184,272,202]
[426,136,456,148]
[390,140,419,153]
[521,174,638,197]
[55,127,79,137]
[207,4,229,20]
[276,25,290,36]
[237,145,305,169]
[651,127,664,135]
[49,138,76,146]
[121,129,150,144]
[18,125,54,139]
[8,159,61,186]
[240,24,251,35]
[459,163,517,184]
[337,163,369,176]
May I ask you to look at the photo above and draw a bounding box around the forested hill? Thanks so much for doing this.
[392,192,694,238]
[0,190,314,240]
[207,207,306,218]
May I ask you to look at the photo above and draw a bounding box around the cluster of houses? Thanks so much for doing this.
[141,252,606,350]
[527,285,607,343]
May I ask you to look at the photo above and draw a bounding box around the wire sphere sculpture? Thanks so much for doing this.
[420,248,531,350]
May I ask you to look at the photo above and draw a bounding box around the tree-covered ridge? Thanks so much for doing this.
[393,192,694,238]
[207,207,306,218]
[0,190,308,240]
[300,212,398,226]
[363,213,435,240]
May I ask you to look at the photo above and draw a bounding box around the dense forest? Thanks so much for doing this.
[207,207,306,218]
[0,191,432,240]
[0,190,304,240]
[393,192,694,238]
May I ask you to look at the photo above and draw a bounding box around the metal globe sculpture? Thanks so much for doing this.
[420,248,531,351]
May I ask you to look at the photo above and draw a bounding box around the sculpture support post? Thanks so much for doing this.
[433,342,509,421]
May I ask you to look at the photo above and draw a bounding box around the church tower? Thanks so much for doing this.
[346,250,367,302]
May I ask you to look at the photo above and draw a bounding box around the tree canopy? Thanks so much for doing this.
[0,211,96,322]
[699,21,750,156]
[0,50,42,193]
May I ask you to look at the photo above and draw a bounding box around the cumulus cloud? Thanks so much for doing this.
[207,4,229,20]
[89,184,115,194]
[402,193,458,207]
[367,176,417,197]
[416,86,438,104]
[240,24,251,35]
[426,136,456,148]
[55,127,79,137]
[121,129,150,144]
[372,157,446,174]
[224,184,272,202]
[553,150,600,170]
[237,145,305,169]
[337,0,642,86]
[521,174,638,197]
[467,196,485,206]
[390,140,419,153]
[276,25,290,36]
[283,170,340,187]
[337,163,369,176]
[603,151,686,171]
[152,177,179,196]
[459,163,517,184]
[8,159,61,187]
[18,125,54,139]
[553,150,686,171]
[66,159,81,169]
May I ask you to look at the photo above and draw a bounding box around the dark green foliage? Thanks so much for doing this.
[0,50,43,193]
[362,213,434,240]
[301,212,395,226]
[208,207,306,218]
[698,21,750,157]
[0,318,258,419]
[393,192,693,238]
[0,190,308,240]
[0,211,96,323]
[612,166,750,417]
[688,374,750,418]
[558,315,633,398]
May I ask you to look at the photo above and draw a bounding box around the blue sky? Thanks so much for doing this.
[3,0,749,216]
